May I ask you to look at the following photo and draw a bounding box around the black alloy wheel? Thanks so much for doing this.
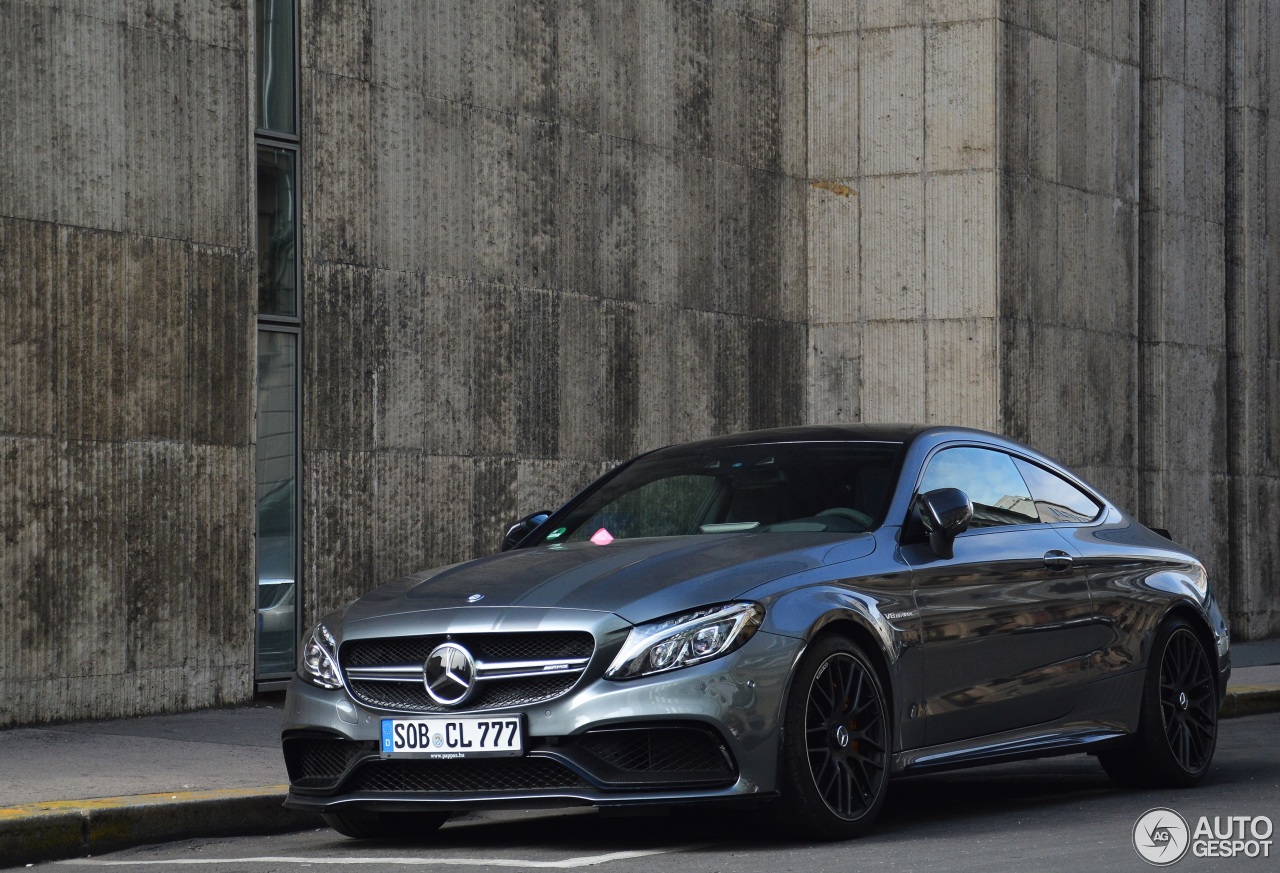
[772,634,890,839]
[1159,626,1217,773]
[1099,616,1218,788]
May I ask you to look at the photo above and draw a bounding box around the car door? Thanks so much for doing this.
[902,446,1096,747]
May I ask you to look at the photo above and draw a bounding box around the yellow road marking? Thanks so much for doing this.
[0,786,288,821]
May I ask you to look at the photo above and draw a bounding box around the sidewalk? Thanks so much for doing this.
[3,643,1280,868]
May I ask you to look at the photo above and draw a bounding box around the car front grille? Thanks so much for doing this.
[345,757,589,793]
[283,736,379,789]
[340,631,595,713]
[575,726,732,773]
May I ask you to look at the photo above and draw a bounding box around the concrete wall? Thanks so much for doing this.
[1224,0,1280,639]
[806,1,1002,430]
[999,1,1142,514]
[0,0,255,724]
[2,0,1278,727]
[296,0,811,623]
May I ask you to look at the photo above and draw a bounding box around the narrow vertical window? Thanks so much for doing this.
[255,0,300,685]
[256,331,298,677]
[256,0,297,134]
[257,146,297,316]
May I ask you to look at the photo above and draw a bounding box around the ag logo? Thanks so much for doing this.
[1134,807,1190,866]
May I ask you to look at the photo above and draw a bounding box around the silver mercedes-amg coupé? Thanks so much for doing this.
[282,425,1230,840]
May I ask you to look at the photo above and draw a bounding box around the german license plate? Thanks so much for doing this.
[380,716,523,759]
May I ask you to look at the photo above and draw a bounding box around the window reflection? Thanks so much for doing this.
[257,146,297,316]
[256,0,296,134]
[257,331,297,676]
[919,447,1039,528]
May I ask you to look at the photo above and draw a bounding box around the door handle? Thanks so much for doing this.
[1043,550,1073,572]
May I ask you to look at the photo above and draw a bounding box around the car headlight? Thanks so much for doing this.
[605,602,764,680]
[299,623,342,689]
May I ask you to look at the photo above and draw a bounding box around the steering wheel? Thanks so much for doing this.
[816,507,874,529]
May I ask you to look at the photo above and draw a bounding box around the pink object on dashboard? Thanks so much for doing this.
[590,528,614,545]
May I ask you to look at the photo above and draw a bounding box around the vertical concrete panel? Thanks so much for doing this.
[371,270,425,453]
[925,1,996,24]
[0,439,51,699]
[748,167,784,318]
[121,24,189,241]
[925,171,997,319]
[714,159,752,315]
[808,30,859,179]
[55,228,127,442]
[470,282,516,458]
[307,70,374,265]
[557,0,602,132]
[779,28,807,178]
[711,7,750,167]
[809,0,858,34]
[187,43,248,248]
[53,10,126,232]
[860,26,925,177]
[925,20,997,172]
[862,320,927,422]
[189,246,252,448]
[557,131,604,299]
[514,288,562,458]
[124,236,189,441]
[306,0,372,79]
[675,153,718,311]
[807,183,860,325]
[373,0,470,102]
[808,322,861,423]
[557,293,607,460]
[0,219,56,437]
[601,298,641,459]
[668,309,718,442]
[599,134,640,301]
[861,175,925,321]
[1057,40,1088,189]
[598,2,640,143]
[1084,52,1118,195]
[0,2,55,224]
[925,318,998,428]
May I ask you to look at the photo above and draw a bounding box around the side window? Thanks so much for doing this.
[918,447,1039,528]
[1013,458,1101,523]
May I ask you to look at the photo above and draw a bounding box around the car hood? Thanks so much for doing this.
[341,533,876,627]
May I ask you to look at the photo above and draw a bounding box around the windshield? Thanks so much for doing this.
[533,441,903,546]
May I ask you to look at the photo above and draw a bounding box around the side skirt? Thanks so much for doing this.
[891,727,1130,776]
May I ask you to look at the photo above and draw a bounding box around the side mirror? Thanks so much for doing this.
[917,488,972,559]
[500,510,552,552]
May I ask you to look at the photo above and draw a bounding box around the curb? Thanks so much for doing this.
[0,786,320,868]
[1221,684,1280,719]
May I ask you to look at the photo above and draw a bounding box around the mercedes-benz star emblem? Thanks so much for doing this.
[424,642,477,706]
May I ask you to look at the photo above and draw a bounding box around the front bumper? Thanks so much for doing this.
[281,629,802,813]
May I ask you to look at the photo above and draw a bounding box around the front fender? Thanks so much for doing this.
[750,577,924,756]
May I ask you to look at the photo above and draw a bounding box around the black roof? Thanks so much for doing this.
[647,424,941,456]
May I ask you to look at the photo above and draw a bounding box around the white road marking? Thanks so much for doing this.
[59,845,705,868]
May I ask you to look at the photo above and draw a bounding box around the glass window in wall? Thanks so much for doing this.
[257,146,297,316]
[256,0,296,134]
[256,330,298,677]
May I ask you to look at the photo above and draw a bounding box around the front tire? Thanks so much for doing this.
[771,634,890,840]
[1100,617,1218,788]
[322,809,450,840]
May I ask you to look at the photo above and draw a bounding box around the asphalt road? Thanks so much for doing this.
[37,713,1280,873]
